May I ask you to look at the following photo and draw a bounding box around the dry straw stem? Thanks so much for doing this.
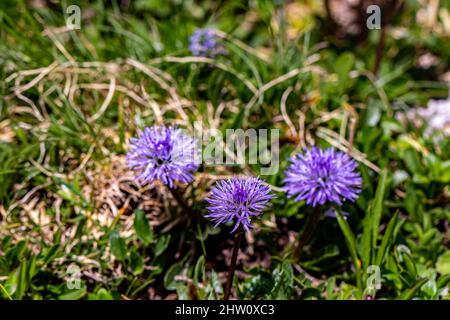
[149,56,258,94]
[215,29,271,63]
[280,86,298,139]
[6,60,185,127]
[243,63,321,127]
[316,127,380,173]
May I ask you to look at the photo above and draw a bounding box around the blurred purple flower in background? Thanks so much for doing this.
[206,177,274,233]
[284,147,362,207]
[189,28,224,57]
[127,125,199,188]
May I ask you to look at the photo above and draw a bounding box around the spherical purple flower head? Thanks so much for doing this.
[126,125,199,188]
[284,147,362,207]
[206,177,274,233]
[189,28,223,57]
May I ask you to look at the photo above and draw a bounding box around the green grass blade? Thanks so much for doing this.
[371,169,388,253]
[360,203,373,270]
[376,211,399,266]
[14,261,28,300]
[396,278,428,300]
[336,211,362,290]
[0,283,12,300]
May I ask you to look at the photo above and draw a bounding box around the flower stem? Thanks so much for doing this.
[168,187,196,258]
[168,187,197,223]
[224,229,243,300]
[294,206,322,261]
[168,187,189,210]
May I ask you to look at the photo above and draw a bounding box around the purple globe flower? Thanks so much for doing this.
[126,125,199,188]
[283,147,362,207]
[206,177,274,233]
[189,28,223,57]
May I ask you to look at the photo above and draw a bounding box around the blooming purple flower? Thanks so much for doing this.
[189,28,223,57]
[283,147,362,207]
[205,177,274,233]
[126,125,199,188]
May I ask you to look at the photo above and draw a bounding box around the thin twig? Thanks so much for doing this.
[88,76,116,122]
[280,86,298,138]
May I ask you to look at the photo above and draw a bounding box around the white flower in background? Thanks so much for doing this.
[419,93,450,138]
[396,91,450,140]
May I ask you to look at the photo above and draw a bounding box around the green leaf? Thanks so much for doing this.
[43,244,61,265]
[436,251,450,275]
[437,274,450,289]
[365,99,382,127]
[28,254,37,280]
[88,288,113,300]
[154,234,171,257]
[5,240,27,266]
[335,52,355,85]
[421,277,437,298]
[376,211,399,266]
[360,204,373,270]
[14,261,28,300]
[336,211,362,290]
[130,249,144,275]
[193,255,206,298]
[134,210,153,244]
[404,148,422,174]
[371,169,388,252]
[300,287,322,300]
[59,287,86,300]
[404,185,419,219]
[281,261,294,288]
[396,278,428,300]
[211,270,223,295]
[109,231,127,261]
[130,279,155,297]
[402,252,417,278]
[164,261,183,290]
[176,284,189,300]
[193,255,205,286]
